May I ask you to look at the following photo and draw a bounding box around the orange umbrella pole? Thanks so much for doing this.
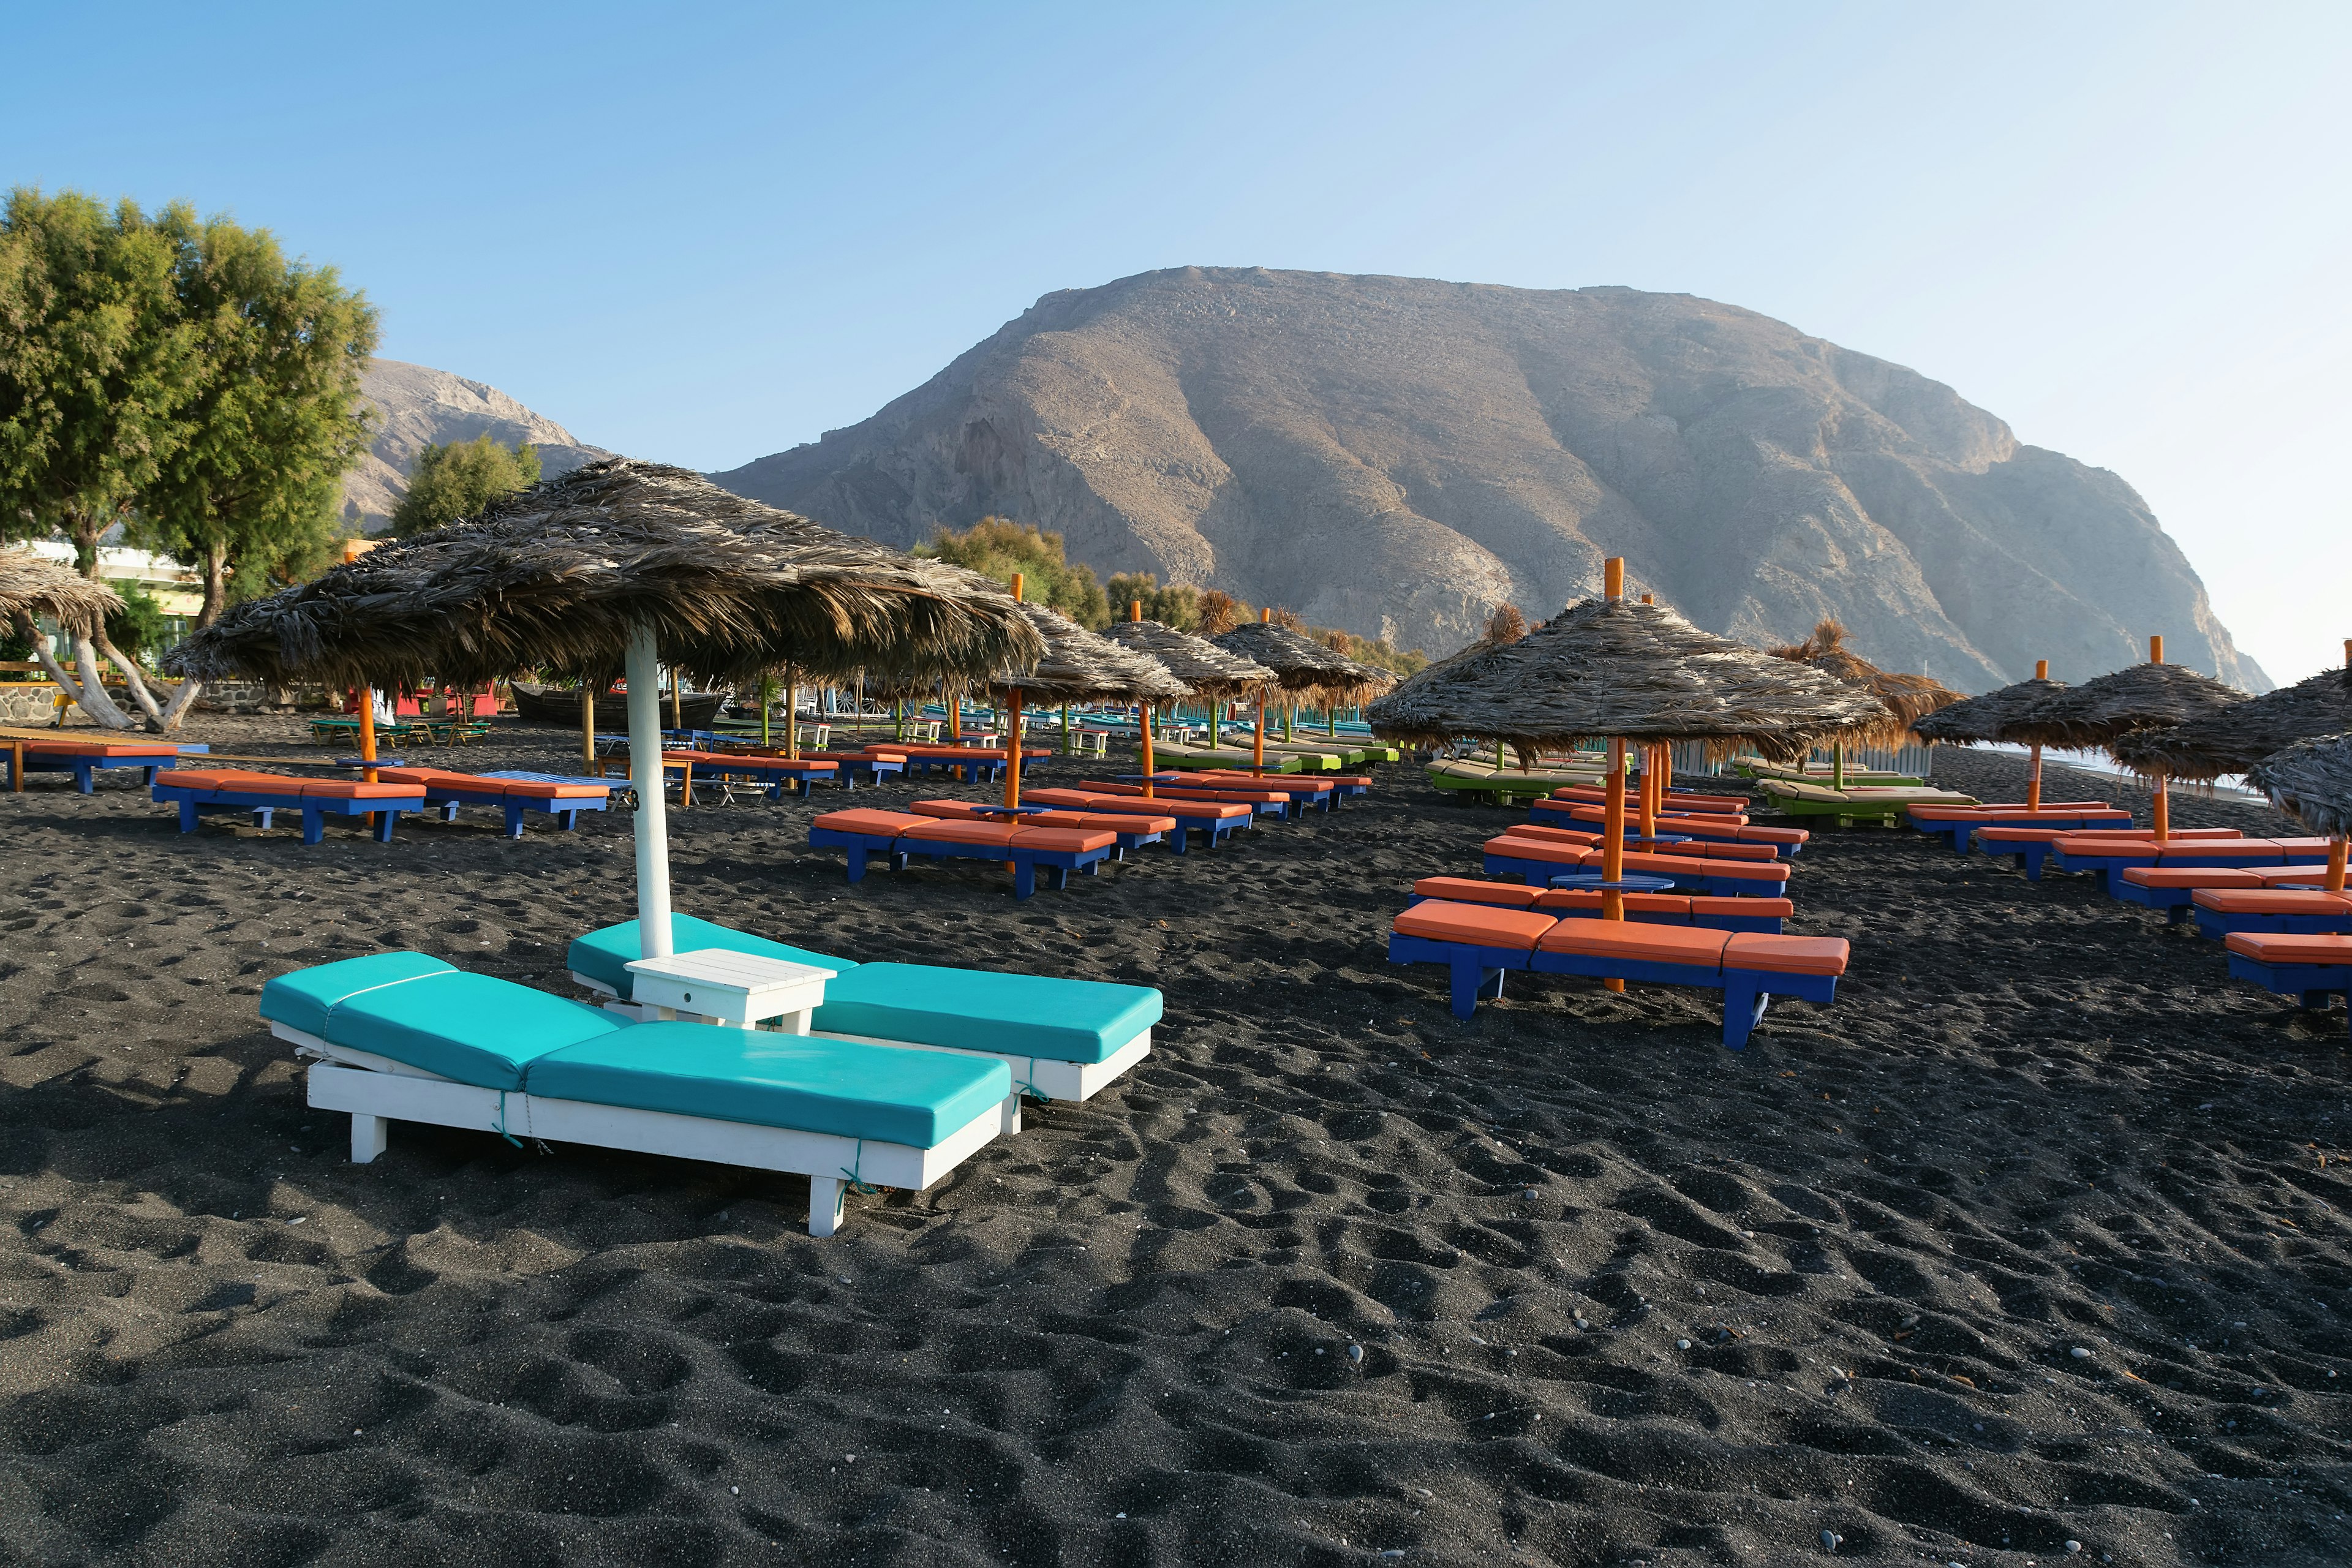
[581,685,596,772]
[1003,575,1025,808]
[1601,556,1627,989]
[1640,742,1659,840]
[1253,608,1271,771]
[356,688,378,784]
[1129,599,1157,798]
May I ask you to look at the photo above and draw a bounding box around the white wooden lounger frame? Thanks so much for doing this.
[268,1022,1014,1237]
[567,971,1153,1103]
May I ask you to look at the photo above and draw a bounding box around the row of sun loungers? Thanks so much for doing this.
[263,912,1162,1236]
[1483,826,1794,899]
[150,766,612,843]
[1903,802,2350,1033]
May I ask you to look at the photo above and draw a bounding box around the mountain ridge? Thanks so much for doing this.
[713,267,2265,692]
[339,359,610,532]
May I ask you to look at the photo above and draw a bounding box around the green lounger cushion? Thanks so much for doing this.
[260,951,456,1038]
[568,915,855,1001]
[813,963,1161,1065]
[527,1022,1011,1148]
[323,971,624,1089]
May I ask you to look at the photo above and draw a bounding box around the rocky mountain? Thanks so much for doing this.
[339,360,609,532]
[712,268,2265,692]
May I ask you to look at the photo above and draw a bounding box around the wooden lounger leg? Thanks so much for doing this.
[374,809,400,844]
[351,1112,390,1163]
[1448,955,1504,1019]
[844,844,869,883]
[809,1176,844,1238]
[1013,861,1038,899]
[302,805,327,845]
[2304,990,2334,1010]
[503,803,526,838]
[178,798,201,832]
[1721,982,1770,1049]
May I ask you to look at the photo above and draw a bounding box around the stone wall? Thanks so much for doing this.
[0,685,59,725]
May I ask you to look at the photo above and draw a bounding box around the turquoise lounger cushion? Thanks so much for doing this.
[323,971,624,1089]
[813,963,1161,1066]
[567,916,855,1001]
[260,951,456,1038]
[526,1022,1010,1148]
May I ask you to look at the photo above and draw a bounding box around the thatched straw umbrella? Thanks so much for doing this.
[2113,648,2352,783]
[168,459,1041,958]
[983,584,1183,807]
[1368,559,1887,943]
[0,546,155,731]
[1213,616,1368,771]
[1998,636,2250,839]
[1912,660,2071,808]
[2245,731,2352,892]
[1102,610,1275,795]
[1767,619,1966,791]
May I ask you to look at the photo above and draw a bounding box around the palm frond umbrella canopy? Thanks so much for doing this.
[1912,660,2071,807]
[1104,614,1276,793]
[1996,636,2250,839]
[982,594,1185,808]
[165,458,1042,959]
[0,546,135,729]
[2111,654,2352,782]
[1368,560,1888,946]
[1213,618,1378,771]
[1766,619,1966,790]
[2245,731,2352,892]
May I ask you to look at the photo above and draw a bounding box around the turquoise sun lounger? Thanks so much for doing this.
[260,951,1014,1236]
[565,914,1161,1103]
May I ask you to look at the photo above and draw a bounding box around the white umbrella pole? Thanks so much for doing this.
[625,625,674,960]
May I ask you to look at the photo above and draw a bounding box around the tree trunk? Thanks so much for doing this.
[89,625,168,728]
[21,622,137,730]
[198,540,230,628]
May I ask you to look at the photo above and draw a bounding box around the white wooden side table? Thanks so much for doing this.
[624,949,838,1032]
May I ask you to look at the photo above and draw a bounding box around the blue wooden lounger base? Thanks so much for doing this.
[160,789,418,845]
[1385,935,1837,1048]
[13,755,179,793]
[2225,955,2351,1035]
[428,790,608,838]
[809,827,1111,899]
[2195,908,2352,940]
[2113,880,2199,922]
[1980,842,2058,880]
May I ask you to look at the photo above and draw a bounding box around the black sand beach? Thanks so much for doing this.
[2,721,2346,1566]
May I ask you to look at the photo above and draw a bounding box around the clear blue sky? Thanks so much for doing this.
[7,1,2346,681]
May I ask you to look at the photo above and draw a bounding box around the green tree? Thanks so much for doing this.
[0,189,202,726]
[1104,571,1201,631]
[132,208,378,633]
[387,434,541,537]
[103,582,170,662]
[0,190,197,564]
[914,518,1109,628]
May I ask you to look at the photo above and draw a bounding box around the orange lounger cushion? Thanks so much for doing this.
[2225,932,2352,965]
[2194,889,2352,914]
[2154,845,2284,865]
[1684,841,1780,862]
[1511,824,1602,846]
[813,809,935,836]
[1722,933,1849,976]
[24,738,178,757]
[498,780,608,800]
[2258,865,2345,886]
[1008,826,1117,853]
[1413,877,1540,908]
[2271,838,2343,856]
[1393,900,1556,949]
[1033,810,1176,835]
[296,780,425,800]
[1488,835,1590,865]
[1620,851,1789,884]
[1536,921,1730,967]
[154,769,243,790]
[1533,889,1692,916]
[901,820,1021,847]
[2121,867,2264,889]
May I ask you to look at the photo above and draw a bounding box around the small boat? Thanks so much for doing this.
[511,682,729,729]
